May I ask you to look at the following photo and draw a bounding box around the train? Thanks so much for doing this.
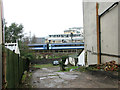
[28,42,84,50]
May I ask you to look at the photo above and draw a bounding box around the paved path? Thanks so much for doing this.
[30,67,119,88]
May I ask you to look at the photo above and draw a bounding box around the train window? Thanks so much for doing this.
[54,44,84,47]
[8,44,14,46]
[61,35,64,37]
[29,45,43,47]
[53,35,56,37]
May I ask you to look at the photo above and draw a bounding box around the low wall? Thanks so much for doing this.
[30,58,61,64]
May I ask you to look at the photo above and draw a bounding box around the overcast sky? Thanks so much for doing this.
[3,0,83,37]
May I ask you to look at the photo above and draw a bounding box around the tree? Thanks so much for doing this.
[5,23,24,43]
[70,32,73,42]
[23,36,30,44]
[31,34,37,44]
[19,38,35,59]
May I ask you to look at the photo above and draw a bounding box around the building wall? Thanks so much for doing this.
[0,0,2,89]
[118,3,120,64]
[83,2,97,65]
[45,34,83,43]
[100,3,119,63]
[83,1,119,65]
[36,38,45,44]
[0,0,2,44]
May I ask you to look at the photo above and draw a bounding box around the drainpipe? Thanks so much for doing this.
[99,2,119,17]
[98,14,101,64]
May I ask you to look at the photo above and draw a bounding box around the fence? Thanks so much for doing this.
[3,47,29,88]
[0,44,2,89]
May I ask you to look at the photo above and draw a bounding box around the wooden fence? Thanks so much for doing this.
[3,46,29,88]
[0,44,2,89]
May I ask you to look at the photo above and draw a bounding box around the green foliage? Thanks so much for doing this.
[48,55,60,59]
[58,66,78,72]
[78,66,87,72]
[59,55,69,71]
[21,74,27,82]
[5,22,24,43]
[31,34,37,44]
[61,55,68,60]
[19,41,35,60]
[65,66,78,71]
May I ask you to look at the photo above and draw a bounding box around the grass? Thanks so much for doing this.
[21,71,27,82]
[58,66,78,72]
[78,66,88,72]
[18,71,33,88]
[57,65,98,72]
[21,74,26,82]
[65,66,78,71]
[32,64,59,68]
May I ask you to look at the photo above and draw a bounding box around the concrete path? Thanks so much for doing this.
[30,67,119,88]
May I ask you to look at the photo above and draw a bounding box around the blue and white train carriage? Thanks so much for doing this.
[28,42,84,50]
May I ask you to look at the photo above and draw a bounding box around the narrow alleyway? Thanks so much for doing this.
[29,66,119,88]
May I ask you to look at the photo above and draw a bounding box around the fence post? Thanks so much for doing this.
[0,40,1,88]
[2,46,7,89]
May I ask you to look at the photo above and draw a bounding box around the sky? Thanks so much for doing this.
[3,0,83,37]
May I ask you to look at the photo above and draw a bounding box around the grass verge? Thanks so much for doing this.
[32,64,59,68]
[18,71,33,88]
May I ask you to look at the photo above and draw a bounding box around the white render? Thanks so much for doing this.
[5,43,20,55]
[77,50,85,66]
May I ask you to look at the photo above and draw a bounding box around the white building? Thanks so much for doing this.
[83,1,120,65]
[5,43,20,55]
[45,27,84,43]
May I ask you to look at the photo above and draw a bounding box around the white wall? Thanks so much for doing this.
[83,2,97,65]
[0,0,2,44]
[118,3,120,64]
[83,1,119,65]
[77,50,85,66]
[100,3,119,63]
[0,0,2,89]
